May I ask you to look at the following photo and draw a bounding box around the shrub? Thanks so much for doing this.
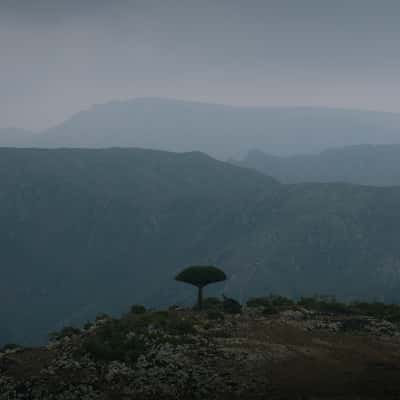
[166,317,195,335]
[269,295,295,308]
[82,324,145,362]
[207,310,225,320]
[247,297,272,308]
[222,295,242,314]
[298,296,350,314]
[349,301,400,322]
[262,304,279,315]
[143,311,195,335]
[81,311,195,363]
[0,343,20,352]
[202,297,223,311]
[247,295,294,313]
[49,326,81,341]
[130,304,146,314]
[340,318,368,332]
[95,313,111,322]
[84,321,93,330]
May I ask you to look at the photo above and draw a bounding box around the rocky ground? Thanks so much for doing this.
[1,306,400,399]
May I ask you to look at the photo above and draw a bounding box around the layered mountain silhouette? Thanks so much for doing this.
[235,145,400,186]
[2,147,400,345]
[3,98,400,158]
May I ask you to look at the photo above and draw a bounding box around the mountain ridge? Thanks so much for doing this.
[2,147,400,345]
[235,145,400,186]
[3,98,400,158]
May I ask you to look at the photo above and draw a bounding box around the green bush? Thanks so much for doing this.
[202,297,223,311]
[247,295,294,313]
[84,321,93,330]
[298,296,350,314]
[143,311,195,335]
[81,311,195,363]
[82,322,145,362]
[340,318,368,332]
[207,310,225,320]
[223,296,242,314]
[166,317,195,335]
[49,326,81,341]
[246,297,271,308]
[262,304,279,315]
[0,343,20,352]
[95,313,111,322]
[130,304,146,314]
[349,301,400,322]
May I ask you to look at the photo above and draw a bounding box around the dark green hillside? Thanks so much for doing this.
[0,148,278,344]
[224,183,400,301]
[1,148,400,345]
[236,145,400,186]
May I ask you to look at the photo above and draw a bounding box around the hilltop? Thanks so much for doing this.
[1,298,400,399]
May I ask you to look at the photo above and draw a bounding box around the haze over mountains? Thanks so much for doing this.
[2,98,400,159]
[235,145,400,186]
[2,99,400,345]
[2,147,400,345]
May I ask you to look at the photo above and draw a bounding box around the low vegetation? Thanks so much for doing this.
[247,294,400,322]
[48,326,81,342]
[3,296,400,400]
[81,310,196,363]
[130,304,147,314]
[40,293,400,362]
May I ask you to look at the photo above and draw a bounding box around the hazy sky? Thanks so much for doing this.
[1,0,400,130]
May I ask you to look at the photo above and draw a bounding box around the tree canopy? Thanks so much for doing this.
[175,266,227,288]
[175,266,227,310]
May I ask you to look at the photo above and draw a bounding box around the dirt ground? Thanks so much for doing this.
[2,311,400,399]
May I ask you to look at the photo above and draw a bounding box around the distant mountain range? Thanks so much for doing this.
[234,145,400,186]
[2,148,400,345]
[2,98,400,158]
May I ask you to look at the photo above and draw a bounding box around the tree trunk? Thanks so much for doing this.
[197,286,204,310]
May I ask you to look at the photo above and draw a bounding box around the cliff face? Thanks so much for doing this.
[1,306,400,400]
